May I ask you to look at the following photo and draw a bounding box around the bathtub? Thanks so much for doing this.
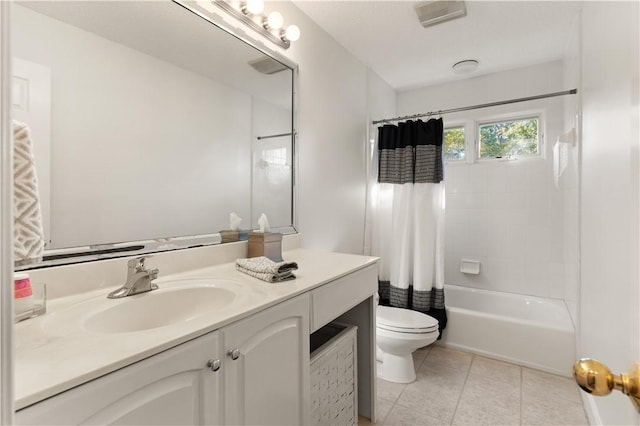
[438,284,576,377]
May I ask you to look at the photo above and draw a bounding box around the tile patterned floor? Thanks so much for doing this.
[360,345,589,426]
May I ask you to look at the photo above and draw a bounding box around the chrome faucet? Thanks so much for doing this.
[107,256,159,299]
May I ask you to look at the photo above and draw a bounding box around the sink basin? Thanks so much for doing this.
[43,278,256,335]
[84,285,236,333]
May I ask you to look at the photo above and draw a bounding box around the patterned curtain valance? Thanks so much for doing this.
[378,118,444,184]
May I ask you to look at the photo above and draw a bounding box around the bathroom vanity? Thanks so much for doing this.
[9,2,377,424]
[14,241,378,425]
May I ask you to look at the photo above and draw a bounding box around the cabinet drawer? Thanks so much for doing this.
[310,265,377,332]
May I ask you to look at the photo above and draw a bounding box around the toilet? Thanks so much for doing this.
[376,305,439,383]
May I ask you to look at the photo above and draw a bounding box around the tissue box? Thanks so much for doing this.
[219,230,239,243]
[220,230,249,243]
[248,232,283,262]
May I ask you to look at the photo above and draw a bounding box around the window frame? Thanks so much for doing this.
[443,124,467,163]
[475,112,544,161]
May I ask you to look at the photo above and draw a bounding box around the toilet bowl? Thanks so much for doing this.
[376,305,439,383]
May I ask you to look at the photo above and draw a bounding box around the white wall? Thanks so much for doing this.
[398,62,568,299]
[261,2,395,254]
[367,69,397,126]
[0,2,14,424]
[12,5,253,248]
[579,1,640,424]
[561,12,582,326]
[363,68,397,257]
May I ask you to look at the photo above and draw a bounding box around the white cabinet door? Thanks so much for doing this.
[222,295,310,426]
[16,332,222,426]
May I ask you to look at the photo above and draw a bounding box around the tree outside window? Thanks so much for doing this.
[479,117,539,158]
[444,127,465,161]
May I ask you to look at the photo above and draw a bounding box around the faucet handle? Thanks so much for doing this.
[149,268,159,280]
[127,255,152,272]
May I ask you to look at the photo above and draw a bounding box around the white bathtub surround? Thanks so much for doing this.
[439,284,575,377]
[552,138,573,189]
[398,61,569,302]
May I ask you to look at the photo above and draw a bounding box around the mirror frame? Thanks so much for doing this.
[15,0,299,271]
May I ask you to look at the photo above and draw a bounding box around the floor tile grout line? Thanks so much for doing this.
[449,353,475,425]
[377,400,390,426]
[519,366,524,425]
[380,379,407,425]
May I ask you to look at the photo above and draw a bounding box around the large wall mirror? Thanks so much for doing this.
[12,1,297,269]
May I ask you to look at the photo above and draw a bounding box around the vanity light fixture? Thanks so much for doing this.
[282,24,300,42]
[264,11,283,30]
[242,0,264,15]
[213,1,300,49]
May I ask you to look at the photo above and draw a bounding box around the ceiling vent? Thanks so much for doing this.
[248,57,288,75]
[415,1,466,28]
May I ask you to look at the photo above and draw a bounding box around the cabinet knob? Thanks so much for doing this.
[207,359,221,372]
[227,348,240,360]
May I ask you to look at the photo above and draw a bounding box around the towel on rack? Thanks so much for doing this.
[13,120,45,262]
[235,256,298,283]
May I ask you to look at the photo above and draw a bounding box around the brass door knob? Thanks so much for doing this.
[573,358,640,411]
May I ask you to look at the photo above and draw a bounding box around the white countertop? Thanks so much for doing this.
[15,248,377,410]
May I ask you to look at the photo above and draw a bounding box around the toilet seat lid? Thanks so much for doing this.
[377,306,439,332]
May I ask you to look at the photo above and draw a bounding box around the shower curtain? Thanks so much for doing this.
[365,118,447,334]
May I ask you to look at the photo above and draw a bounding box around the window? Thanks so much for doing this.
[443,126,466,161]
[263,147,288,166]
[478,116,540,159]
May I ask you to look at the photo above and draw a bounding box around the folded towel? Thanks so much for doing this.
[13,120,45,262]
[235,256,298,283]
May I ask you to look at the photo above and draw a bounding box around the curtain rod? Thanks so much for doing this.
[372,89,578,125]
[257,132,292,140]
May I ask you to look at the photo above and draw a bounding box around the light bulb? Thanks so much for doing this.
[266,11,284,30]
[283,24,300,42]
[243,0,264,15]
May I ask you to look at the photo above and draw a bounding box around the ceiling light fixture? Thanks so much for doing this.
[452,59,479,75]
[213,1,300,49]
